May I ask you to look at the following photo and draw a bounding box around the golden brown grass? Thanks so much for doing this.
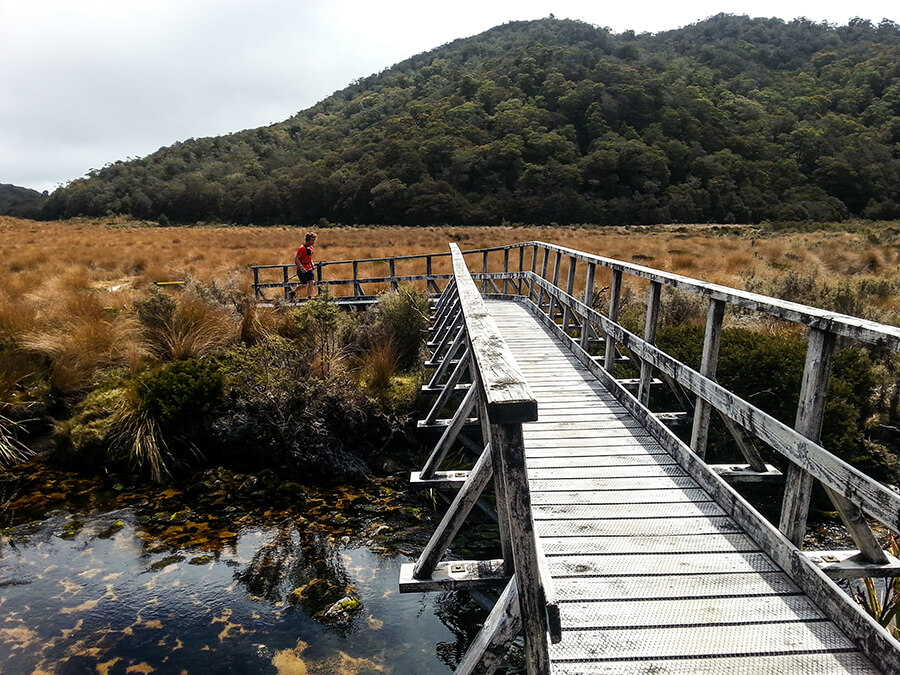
[0,215,897,383]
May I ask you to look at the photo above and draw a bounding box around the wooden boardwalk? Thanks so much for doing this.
[486,298,880,673]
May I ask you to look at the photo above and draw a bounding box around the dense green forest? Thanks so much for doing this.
[35,15,900,226]
[0,184,46,218]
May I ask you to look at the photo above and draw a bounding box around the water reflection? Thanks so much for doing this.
[0,463,489,673]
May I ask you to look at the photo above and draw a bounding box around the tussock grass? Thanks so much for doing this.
[357,338,400,395]
[108,390,171,483]
[152,292,240,361]
[19,289,144,392]
[0,412,33,468]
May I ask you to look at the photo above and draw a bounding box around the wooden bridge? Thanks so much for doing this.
[253,242,900,673]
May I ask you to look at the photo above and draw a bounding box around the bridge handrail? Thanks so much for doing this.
[492,241,900,348]
[447,243,552,672]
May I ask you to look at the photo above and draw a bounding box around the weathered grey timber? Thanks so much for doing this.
[488,298,895,673]
[401,244,554,673]
[252,240,900,672]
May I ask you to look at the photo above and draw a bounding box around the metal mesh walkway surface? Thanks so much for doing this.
[485,298,881,674]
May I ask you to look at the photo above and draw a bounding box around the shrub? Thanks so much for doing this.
[368,285,430,370]
[134,290,176,331]
[211,337,416,480]
[135,359,223,439]
[282,295,357,377]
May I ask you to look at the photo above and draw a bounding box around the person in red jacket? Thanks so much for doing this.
[293,232,319,299]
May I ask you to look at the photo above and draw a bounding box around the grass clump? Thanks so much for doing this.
[367,285,430,370]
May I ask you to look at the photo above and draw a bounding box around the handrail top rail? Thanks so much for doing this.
[250,251,453,270]
[449,243,537,424]
[518,241,900,350]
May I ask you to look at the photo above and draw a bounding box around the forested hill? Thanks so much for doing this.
[41,15,900,226]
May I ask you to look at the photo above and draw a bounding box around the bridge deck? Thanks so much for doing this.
[486,298,880,674]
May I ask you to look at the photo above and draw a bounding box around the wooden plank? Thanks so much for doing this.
[528,465,688,480]
[535,515,743,537]
[804,550,900,579]
[399,559,509,592]
[550,622,858,662]
[550,653,879,674]
[528,476,701,492]
[546,552,783,577]
[559,594,826,628]
[560,572,804,604]
[526,445,667,458]
[526,454,677,469]
[539,532,759,555]
[530,488,711,506]
[523,423,652,436]
[409,470,469,489]
[524,436,661,449]
[532,501,724,520]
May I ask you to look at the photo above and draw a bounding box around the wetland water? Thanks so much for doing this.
[0,463,493,674]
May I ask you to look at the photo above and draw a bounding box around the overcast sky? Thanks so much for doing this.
[2,0,896,192]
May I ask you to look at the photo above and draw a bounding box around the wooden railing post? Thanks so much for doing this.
[352,261,362,297]
[491,422,550,673]
[426,256,440,294]
[538,247,550,308]
[282,265,290,300]
[527,245,539,303]
[691,298,725,458]
[482,250,489,293]
[503,248,510,295]
[604,269,623,371]
[252,267,262,299]
[779,328,836,546]
[389,259,398,291]
[778,328,889,562]
[580,262,596,351]
[517,246,525,295]
[562,256,576,332]
[638,281,661,406]
[548,251,562,320]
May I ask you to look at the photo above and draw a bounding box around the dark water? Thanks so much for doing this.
[0,463,492,674]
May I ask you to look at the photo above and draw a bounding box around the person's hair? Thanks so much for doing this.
[305,232,317,243]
